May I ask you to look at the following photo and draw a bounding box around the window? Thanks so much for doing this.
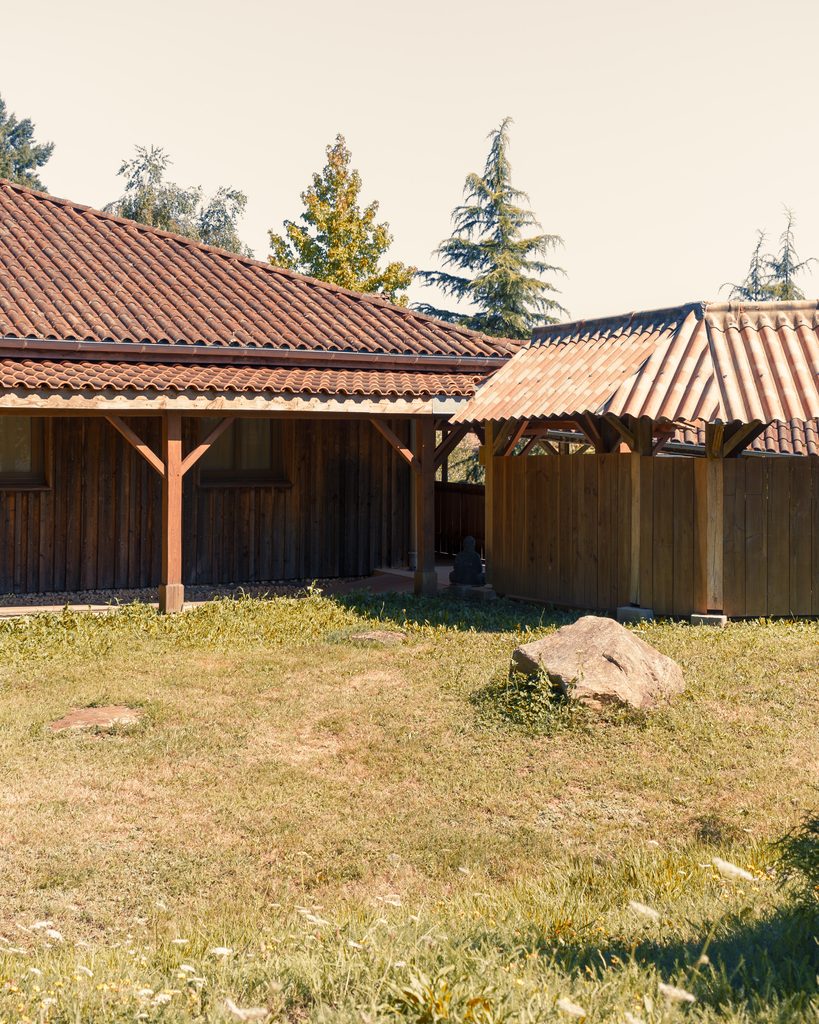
[198,418,289,487]
[0,416,48,488]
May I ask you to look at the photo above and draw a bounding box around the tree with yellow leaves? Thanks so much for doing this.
[269,135,414,305]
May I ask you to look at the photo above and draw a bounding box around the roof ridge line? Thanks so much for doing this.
[532,301,706,341]
[0,178,515,352]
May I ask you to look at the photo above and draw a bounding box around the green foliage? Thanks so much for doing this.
[775,814,819,906]
[269,134,415,304]
[725,208,816,302]
[415,118,566,339]
[0,93,54,190]
[105,145,253,256]
[470,670,588,736]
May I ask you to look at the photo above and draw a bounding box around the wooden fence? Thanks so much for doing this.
[435,482,485,556]
[489,453,819,618]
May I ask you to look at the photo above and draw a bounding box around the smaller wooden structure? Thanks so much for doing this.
[454,302,819,618]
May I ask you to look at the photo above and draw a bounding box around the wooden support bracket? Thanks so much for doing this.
[434,423,470,469]
[369,418,420,474]
[106,415,165,477]
[180,416,235,476]
[495,418,530,457]
[721,421,767,459]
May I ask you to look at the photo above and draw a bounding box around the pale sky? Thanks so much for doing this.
[4,0,819,321]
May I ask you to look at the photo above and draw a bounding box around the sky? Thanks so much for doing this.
[3,0,819,321]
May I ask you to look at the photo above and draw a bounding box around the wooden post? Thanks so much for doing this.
[482,422,496,585]
[705,456,724,612]
[159,411,185,613]
[414,416,437,596]
[629,452,642,605]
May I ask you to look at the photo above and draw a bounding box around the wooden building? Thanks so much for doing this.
[453,302,819,619]
[0,180,513,608]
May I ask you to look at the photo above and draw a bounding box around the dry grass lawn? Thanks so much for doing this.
[0,593,816,1023]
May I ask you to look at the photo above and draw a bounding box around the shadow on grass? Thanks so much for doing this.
[529,904,818,1013]
[329,590,581,634]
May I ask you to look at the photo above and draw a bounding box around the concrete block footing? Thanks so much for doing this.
[690,612,728,627]
[616,605,655,623]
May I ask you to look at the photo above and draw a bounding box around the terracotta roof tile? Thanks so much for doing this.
[454,301,819,445]
[0,180,516,359]
[0,358,481,399]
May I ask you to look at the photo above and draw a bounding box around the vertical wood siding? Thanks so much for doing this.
[0,416,411,594]
[434,482,485,556]
[489,453,818,618]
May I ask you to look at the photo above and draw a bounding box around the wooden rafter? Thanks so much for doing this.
[369,418,420,474]
[434,423,470,469]
[106,415,165,477]
[180,416,235,476]
[494,418,530,457]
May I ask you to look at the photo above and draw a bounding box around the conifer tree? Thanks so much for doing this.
[725,209,815,302]
[0,94,54,190]
[268,135,414,305]
[415,118,565,339]
[106,146,252,256]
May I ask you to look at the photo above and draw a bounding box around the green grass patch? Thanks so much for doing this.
[0,595,816,1021]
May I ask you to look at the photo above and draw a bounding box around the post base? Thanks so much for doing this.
[159,583,185,614]
[616,605,655,624]
[414,570,438,596]
[690,612,727,627]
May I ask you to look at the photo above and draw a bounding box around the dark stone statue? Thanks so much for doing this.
[449,536,485,586]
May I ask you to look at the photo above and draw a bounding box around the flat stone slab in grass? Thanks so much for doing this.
[50,705,143,733]
[349,629,406,646]
[511,615,685,710]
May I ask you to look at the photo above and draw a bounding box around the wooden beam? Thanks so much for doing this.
[105,415,165,477]
[159,412,185,613]
[704,421,725,459]
[483,422,496,586]
[721,421,767,459]
[633,416,655,456]
[492,419,518,458]
[414,416,437,596]
[706,457,724,612]
[629,453,642,605]
[518,435,540,456]
[434,423,470,469]
[496,418,530,457]
[602,413,637,452]
[370,417,420,475]
[180,416,235,476]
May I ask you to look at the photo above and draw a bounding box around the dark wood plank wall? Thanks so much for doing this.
[0,416,411,594]
[434,482,485,556]
[489,453,818,618]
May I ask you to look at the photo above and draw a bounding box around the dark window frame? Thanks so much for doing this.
[0,417,51,491]
[197,417,291,489]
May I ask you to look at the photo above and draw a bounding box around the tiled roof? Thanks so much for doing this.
[677,418,819,458]
[0,179,514,358]
[454,301,819,430]
[0,179,515,402]
[0,359,481,398]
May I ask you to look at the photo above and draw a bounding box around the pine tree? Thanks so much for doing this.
[105,146,252,256]
[725,209,815,302]
[268,135,415,305]
[766,208,815,301]
[415,118,565,339]
[724,231,774,301]
[0,94,54,190]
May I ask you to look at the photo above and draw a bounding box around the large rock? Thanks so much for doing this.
[511,615,684,710]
